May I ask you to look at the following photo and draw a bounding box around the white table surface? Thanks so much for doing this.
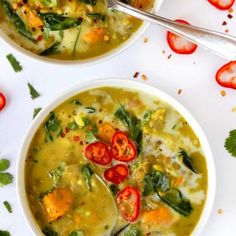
[1,0,236,235]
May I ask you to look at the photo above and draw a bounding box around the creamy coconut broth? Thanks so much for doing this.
[25,87,208,236]
[0,0,154,60]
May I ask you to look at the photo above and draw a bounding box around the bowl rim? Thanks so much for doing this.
[0,0,163,67]
[16,78,216,236]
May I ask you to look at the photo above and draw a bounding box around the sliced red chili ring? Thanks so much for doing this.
[0,93,6,111]
[208,0,235,10]
[117,186,140,222]
[84,141,112,165]
[104,164,129,185]
[110,131,137,162]
[215,61,236,89]
[167,19,198,55]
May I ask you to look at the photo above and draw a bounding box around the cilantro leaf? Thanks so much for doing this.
[67,121,78,131]
[0,159,10,172]
[0,172,13,187]
[0,230,11,236]
[6,54,22,72]
[69,230,84,236]
[124,226,141,236]
[44,112,61,141]
[70,99,82,105]
[49,162,65,187]
[33,107,42,119]
[42,227,58,236]
[28,82,40,99]
[3,201,12,213]
[225,129,236,157]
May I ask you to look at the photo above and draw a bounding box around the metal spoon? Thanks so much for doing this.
[108,0,236,60]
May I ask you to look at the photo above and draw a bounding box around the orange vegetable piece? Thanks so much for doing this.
[83,28,106,44]
[97,123,116,143]
[42,188,73,222]
[142,206,172,225]
[21,5,43,28]
[172,176,184,187]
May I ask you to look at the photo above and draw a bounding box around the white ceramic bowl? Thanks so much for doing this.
[0,0,163,66]
[16,78,216,236]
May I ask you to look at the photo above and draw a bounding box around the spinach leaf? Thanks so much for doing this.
[40,13,83,31]
[81,117,98,143]
[0,230,10,236]
[44,112,61,141]
[6,54,22,72]
[69,231,84,236]
[1,0,36,42]
[87,13,105,21]
[79,0,97,6]
[124,225,141,236]
[115,105,142,152]
[0,159,10,172]
[109,184,119,196]
[70,99,82,105]
[85,106,96,114]
[28,82,40,99]
[3,201,12,213]
[82,164,93,191]
[67,121,78,131]
[72,26,81,57]
[157,188,193,217]
[179,150,197,173]
[49,162,65,187]
[143,170,169,196]
[0,172,13,187]
[42,227,58,236]
[40,41,61,56]
[33,107,42,119]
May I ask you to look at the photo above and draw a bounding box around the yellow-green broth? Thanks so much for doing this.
[0,0,154,60]
[25,87,208,236]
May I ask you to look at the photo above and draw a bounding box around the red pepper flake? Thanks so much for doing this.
[37,35,43,41]
[80,141,84,145]
[225,29,229,33]
[162,50,166,54]
[60,132,65,138]
[133,72,139,78]
[217,208,223,215]
[99,120,103,124]
[222,21,227,25]
[74,136,80,142]
[167,54,172,59]
[65,127,70,133]
[178,89,183,95]
[221,90,226,97]
[141,74,148,81]
[227,14,233,19]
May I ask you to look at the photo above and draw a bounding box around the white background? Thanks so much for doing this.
[0,0,236,235]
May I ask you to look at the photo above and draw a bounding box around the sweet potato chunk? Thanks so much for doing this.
[42,188,73,222]
[97,123,116,143]
[83,28,105,44]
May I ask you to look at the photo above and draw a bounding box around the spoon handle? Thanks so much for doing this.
[111,0,236,60]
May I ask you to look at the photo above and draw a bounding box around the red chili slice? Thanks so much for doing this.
[104,164,129,185]
[84,141,112,165]
[215,61,236,89]
[117,186,140,222]
[167,20,198,55]
[208,0,235,10]
[110,131,137,162]
[0,93,6,111]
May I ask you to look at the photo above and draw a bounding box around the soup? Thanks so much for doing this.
[25,87,208,236]
[0,0,154,60]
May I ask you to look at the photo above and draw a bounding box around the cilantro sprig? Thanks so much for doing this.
[225,130,236,157]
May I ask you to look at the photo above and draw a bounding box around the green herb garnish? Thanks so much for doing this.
[40,41,61,56]
[44,112,61,141]
[225,129,236,157]
[115,105,142,152]
[42,0,57,7]
[85,107,96,114]
[49,162,65,187]
[82,164,94,191]
[0,159,10,172]
[0,173,13,187]
[109,184,119,196]
[40,13,83,31]
[70,99,82,105]
[28,82,40,99]
[67,121,78,131]
[33,107,42,119]
[0,230,11,236]
[42,227,58,236]
[124,225,141,236]
[87,13,105,21]
[69,230,84,236]
[179,150,197,173]
[3,201,12,213]
[6,54,22,72]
